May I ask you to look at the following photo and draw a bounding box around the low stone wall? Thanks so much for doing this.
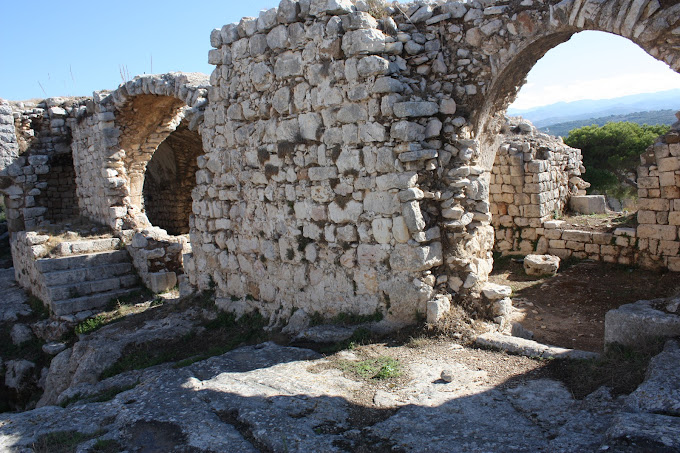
[10,232,53,304]
[540,221,637,264]
[124,228,188,293]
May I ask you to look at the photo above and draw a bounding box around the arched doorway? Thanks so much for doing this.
[115,93,205,236]
[480,27,680,350]
[142,120,202,235]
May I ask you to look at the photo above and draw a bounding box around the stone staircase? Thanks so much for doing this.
[35,238,142,316]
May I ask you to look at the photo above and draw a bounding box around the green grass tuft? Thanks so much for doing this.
[341,356,401,380]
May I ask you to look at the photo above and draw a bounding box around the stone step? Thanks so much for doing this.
[50,288,142,316]
[54,237,121,257]
[47,275,139,302]
[42,262,134,287]
[37,250,131,273]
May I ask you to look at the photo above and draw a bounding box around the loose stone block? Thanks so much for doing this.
[524,254,560,276]
[569,195,607,214]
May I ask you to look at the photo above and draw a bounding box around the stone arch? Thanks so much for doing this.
[103,72,209,231]
[473,0,680,165]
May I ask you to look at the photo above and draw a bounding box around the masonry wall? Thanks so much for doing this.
[192,2,493,323]
[637,122,680,271]
[491,118,586,254]
[0,99,87,233]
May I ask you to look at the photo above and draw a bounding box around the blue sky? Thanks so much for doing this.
[1,1,679,109]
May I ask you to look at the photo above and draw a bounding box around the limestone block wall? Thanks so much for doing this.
[10,231,53,303]
[637,119,680,271]
[124,228,188,293]
[491,118,586,254]
[540,222,637,264]
[193,2,493,323]
[0,98,86,232]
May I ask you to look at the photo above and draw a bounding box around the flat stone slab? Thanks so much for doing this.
[607,412,680,450]
[475,332,600,360]
[0,341,626,452]
[0,268,31,322]
[604,299,680,348]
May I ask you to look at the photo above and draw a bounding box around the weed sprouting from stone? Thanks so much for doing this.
[74,315,107,335]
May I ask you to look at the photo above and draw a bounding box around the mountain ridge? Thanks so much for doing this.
[508,89,680,127]
[537,109,677,137]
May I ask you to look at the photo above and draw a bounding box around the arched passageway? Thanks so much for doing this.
[114,92,205,235]
[142,120,202,235]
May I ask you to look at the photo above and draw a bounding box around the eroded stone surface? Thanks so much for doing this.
[0,342,626,453]
[604,299,680,348]
[0,268,30,322]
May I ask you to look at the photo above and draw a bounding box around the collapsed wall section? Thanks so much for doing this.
[0,98,86,232]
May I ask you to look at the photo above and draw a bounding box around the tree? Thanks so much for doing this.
[564,122,670,198]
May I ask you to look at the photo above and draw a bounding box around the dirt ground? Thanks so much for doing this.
[490,256,680,352]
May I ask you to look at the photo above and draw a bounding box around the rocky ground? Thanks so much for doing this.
[1,264,680,452]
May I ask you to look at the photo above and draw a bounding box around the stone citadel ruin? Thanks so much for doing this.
[1,0,679,326]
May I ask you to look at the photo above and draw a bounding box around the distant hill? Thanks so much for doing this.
[508,89,680,128]
[539,109,678,137]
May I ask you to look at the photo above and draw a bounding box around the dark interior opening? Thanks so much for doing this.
[142,122,203,235]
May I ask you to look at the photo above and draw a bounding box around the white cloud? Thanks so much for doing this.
[511,72,680,110]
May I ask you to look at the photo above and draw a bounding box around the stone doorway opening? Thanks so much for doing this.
[142,120,202,236]
[482,30,680,351]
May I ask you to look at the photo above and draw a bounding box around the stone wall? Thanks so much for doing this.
[0,98,86,232]
[491,118,586,254]
[10,231,54,304]
[124,228,188,293]
[1,0,679,325]
[194,2,481,323]
[637,117,680,271]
